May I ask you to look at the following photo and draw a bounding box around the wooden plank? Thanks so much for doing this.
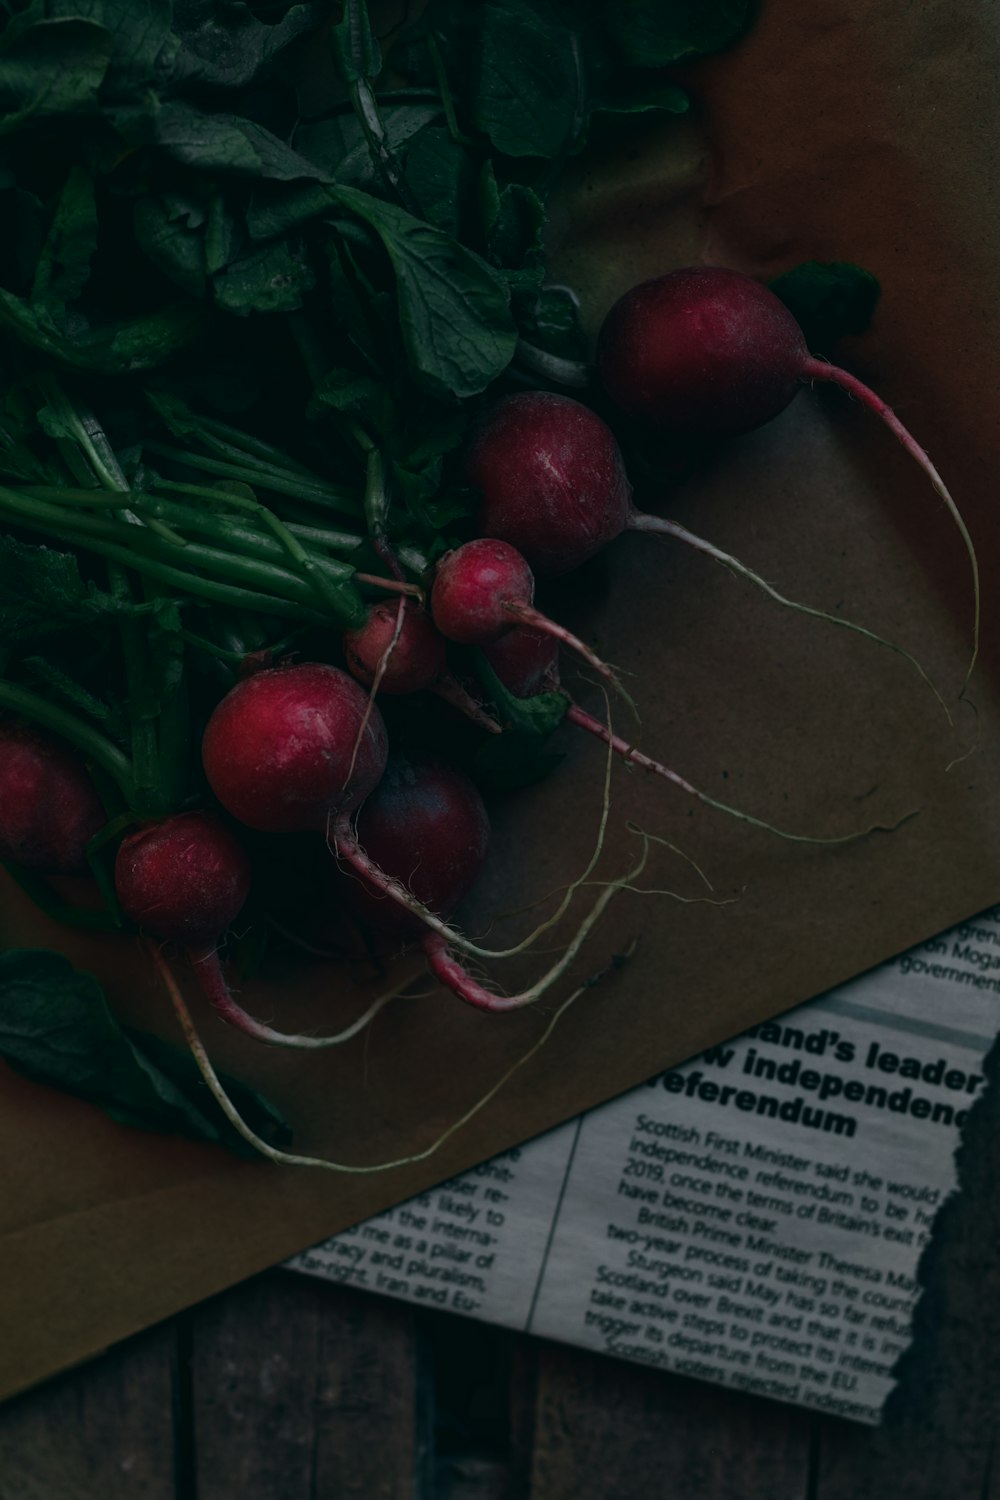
[527,1340,812,1500]
[812,1414,990,1500]
[0,1324,176,1500]
[421,1316,534,1500]
[190,1270,419,1500]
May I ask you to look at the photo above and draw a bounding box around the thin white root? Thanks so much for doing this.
[345,594,406,790]
[421,833,649,1011]
[188,944,409,1049]
[631,512,954,728]
[157,939,634,1172]
[329,698,619,963]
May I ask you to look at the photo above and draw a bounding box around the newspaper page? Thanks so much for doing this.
[289,904,1000,1424]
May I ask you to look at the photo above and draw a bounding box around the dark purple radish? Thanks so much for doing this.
[598,267,804,436]
[430,538,628,707]
[330,756,626,1012]
[0,722,106,874]
[483,627,902,845]
[464,391,960,706]
[200,659,497,998]
[597,267,978,680]
[201,662,388,833]
[339,756,490,942]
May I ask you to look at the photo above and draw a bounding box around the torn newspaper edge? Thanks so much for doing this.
[289,904,1000,1425]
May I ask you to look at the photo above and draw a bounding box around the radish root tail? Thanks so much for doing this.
[183,944,403,1048]
[419,832,648,1012]
[567,703,916,845]
[630,511,954,727]
[802,356,979,695]
[154,937,634,1172]
[329,696,618,962]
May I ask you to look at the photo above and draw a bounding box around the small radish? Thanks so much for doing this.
[115,810,252,950]
[482,625,561,699]
[120,808,388,1049]
[201,662,388,833]
[343,600,499,733]
[340,756,491,942]
[430,538,626,705]
[344,601,447,695]
[192,663,403,1044]
[464,391,964,701]
[115,810,257,1036]
[597,267,978,677]
[0,722,106,874]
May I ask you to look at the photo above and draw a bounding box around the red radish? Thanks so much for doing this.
[343,600,499,733]
[464,390,804,583]
[344,601,447,695]
[193,663,401,1044]
[430,538,626,704]
[199,662,502,1020]
[0,722,106,873]
[340,756,490,941]
[597,267,978,676]
[115,810,251,949]
[115,811,256,1037]
[467,393,632,575]
[464,390,969,696]
[201,662,388,833]
[120,808,388,1049]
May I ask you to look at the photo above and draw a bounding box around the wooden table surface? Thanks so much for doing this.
[2,1030,998,1500]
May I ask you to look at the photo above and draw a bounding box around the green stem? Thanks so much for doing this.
[362,444,402,579]
[0,484,358,616]
[0,679,134,797]
[36,375,126,493]
[20,484,188,546]
[426,32,477,147]
[193,423,320,479]
[280,520,429,575]
[107,563,162,817]
[177,629,246,665]
[24,485,160,508]
[36,380,185,546]
[152,481,365,553]
[351,76,422,214]
[146,483,358,615]
[145,495,359,584]
[143,443,360,516]
[0,505,332,622]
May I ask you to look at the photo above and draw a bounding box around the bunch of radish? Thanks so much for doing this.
[0,265,976,1158]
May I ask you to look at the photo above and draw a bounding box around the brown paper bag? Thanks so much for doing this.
[3,0,999,1401]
